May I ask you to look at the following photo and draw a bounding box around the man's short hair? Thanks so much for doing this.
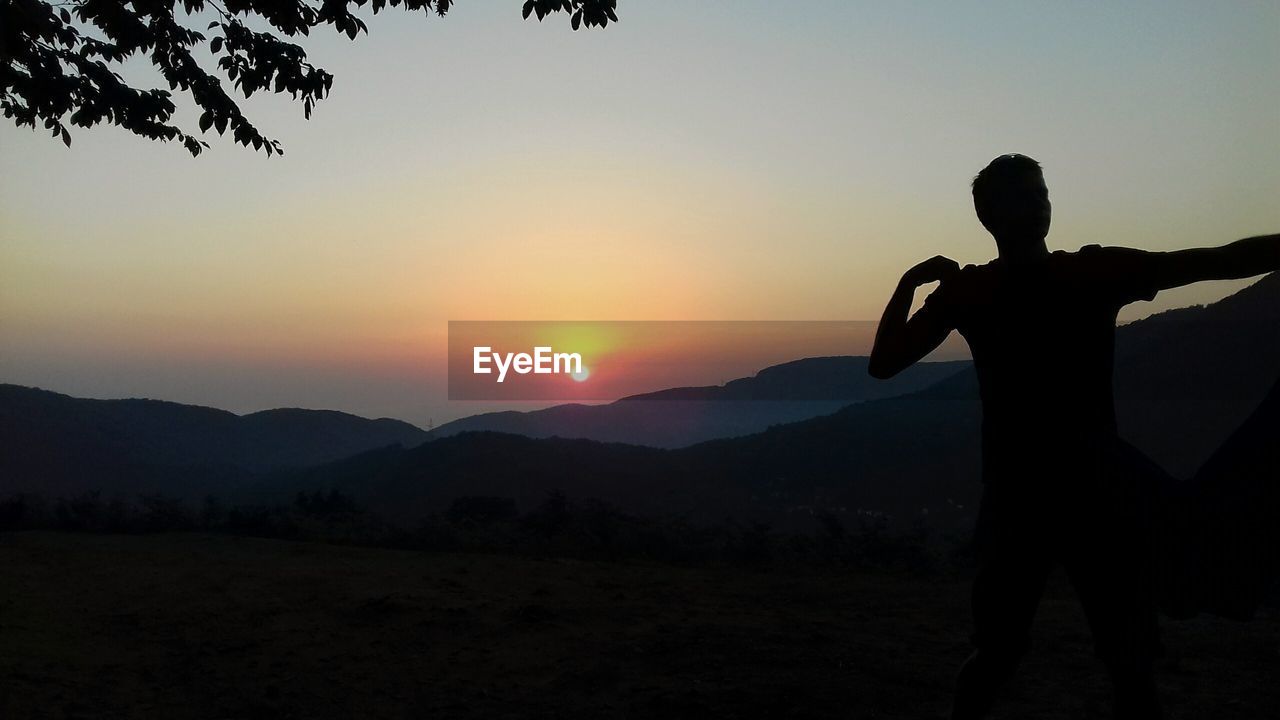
[972,154,1044,230]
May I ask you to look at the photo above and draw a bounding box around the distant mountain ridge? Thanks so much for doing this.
[425,357,971,448]
[0,386,428,497]
[619,356,963,401]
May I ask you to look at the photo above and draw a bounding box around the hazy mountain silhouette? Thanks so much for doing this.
[426,357,970,448]
[0,386,428,497]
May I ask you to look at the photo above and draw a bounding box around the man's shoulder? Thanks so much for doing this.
[1053,244,1162,303]
[1053,243,1158,277]
[1053,244,1102,263]
[1058,244,1147,264]
[929,260,997,311]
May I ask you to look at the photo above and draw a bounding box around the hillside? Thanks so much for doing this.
[0,386,428,498]
[1163,376,1280,620]
[1115,270,1280,477]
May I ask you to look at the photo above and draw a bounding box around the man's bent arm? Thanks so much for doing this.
[1147,233,1280,291]
[869,256,957,379]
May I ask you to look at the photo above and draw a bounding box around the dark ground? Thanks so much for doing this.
[1,532,1276,719]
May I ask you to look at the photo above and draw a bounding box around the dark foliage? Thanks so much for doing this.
[1,0,619,155]
[295,487,362,517]
[0,488,949,572]
[445,495,519,524]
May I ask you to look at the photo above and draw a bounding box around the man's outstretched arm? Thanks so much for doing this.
[869,255,958,379]
[1143,233,1280,291]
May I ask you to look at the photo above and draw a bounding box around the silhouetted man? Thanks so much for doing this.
[868,153,1279,719]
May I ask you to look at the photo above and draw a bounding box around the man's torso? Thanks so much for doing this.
[926,245,1160,485]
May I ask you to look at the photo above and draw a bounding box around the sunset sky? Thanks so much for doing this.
[2,1,1277,426]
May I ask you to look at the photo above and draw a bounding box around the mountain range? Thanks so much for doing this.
[3,272,1277,528]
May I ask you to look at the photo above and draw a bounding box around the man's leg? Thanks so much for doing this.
[952,498,1054,720]
[1065,506,1163,720]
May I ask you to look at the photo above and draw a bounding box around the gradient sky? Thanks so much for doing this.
[2,1,1278,426]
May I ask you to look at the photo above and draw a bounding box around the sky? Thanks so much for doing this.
[2,1,1278,426]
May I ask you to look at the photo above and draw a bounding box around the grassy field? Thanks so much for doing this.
[1,531,1276,719]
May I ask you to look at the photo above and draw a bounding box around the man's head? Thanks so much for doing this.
[972,154,1051,248]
